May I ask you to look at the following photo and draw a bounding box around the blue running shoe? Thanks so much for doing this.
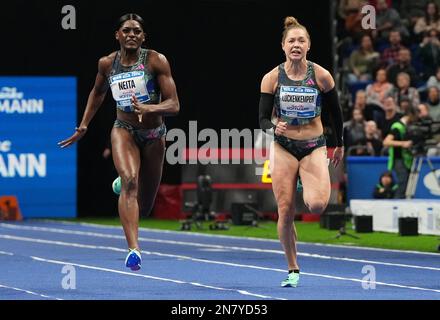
[125,248,141,271]
[112,176,121,195]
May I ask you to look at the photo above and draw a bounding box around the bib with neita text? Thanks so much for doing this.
[279,86,318,123]
[109,71,150,112]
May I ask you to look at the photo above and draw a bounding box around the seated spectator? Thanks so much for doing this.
[380,30,407,68]
[387,48,419,87]
[414,2,440,39]
[338,0,361,21]
[373,0,409,42]
[399,96,412,115]
[344,107,367,155]
[418,28,440,79]
[393,72,420,109]
[347,34,380,84]
[353,89,375,121]
[426,66,440,90]
[399,0,429,31]
[342,0,371,41]
[369,0,392,9]
[417,102,433,120]
[426,86,440,120]
[378,95,404,137]
[365,120,384,156]
[418,102,440,155]
[366,68,394,109]
[354,88,385,124]
[373,171,398,199]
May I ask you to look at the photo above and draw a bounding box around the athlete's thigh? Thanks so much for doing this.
[299,146,330,201]
[270,141,299,207]
[111,127,141,178]
[138,137,166,202]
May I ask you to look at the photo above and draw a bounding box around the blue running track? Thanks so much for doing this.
[0,220,439,300]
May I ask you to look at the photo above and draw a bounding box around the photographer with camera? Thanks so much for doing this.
[383,107,419,198]
[378,95,403,138]
[415,102,440,156]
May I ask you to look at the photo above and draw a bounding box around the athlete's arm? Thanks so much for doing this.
[132,51,179,117]
[259,69,287,135]
[315,64,344,167]
[77,57,110,130]
[58,56,111,148]
[259,72,276,130]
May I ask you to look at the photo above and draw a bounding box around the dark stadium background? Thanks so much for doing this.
[0,0,332,216]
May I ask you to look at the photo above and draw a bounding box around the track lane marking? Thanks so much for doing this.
[26,220,440,256]
[0,284,62,300]
[2,225,440,271]
[2,234,440,295]
[28,255,286,300]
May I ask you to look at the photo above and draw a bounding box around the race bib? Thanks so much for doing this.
[279,86,318,122]
[109,71,150,112]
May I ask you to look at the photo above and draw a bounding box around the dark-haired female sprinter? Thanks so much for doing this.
[59,13,179,271]
[259,16,343,287]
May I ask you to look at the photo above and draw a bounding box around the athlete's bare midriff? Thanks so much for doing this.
[268,62,326,141]
[116,109,163,129]
[277,116,323,140]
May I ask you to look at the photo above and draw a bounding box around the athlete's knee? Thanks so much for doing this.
[277,213,295,227]
[277,199,295,226]
[277,199,294,217]
[305,199,328,214]
[121,174,138,195]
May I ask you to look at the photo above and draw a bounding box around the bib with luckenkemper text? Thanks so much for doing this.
[279,86,318,122]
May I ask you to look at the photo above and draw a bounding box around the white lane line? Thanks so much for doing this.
[0,234,125,252]
[296,241,440,256]
[2,234,440,294]
[0,251,13,256]
[1,224,282,251]
[29,219,440,256]
[198,248,231,252]
[29,256,285,300]
[2,224,440,271]
[298,252,440,272]
[0,284,63,300]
